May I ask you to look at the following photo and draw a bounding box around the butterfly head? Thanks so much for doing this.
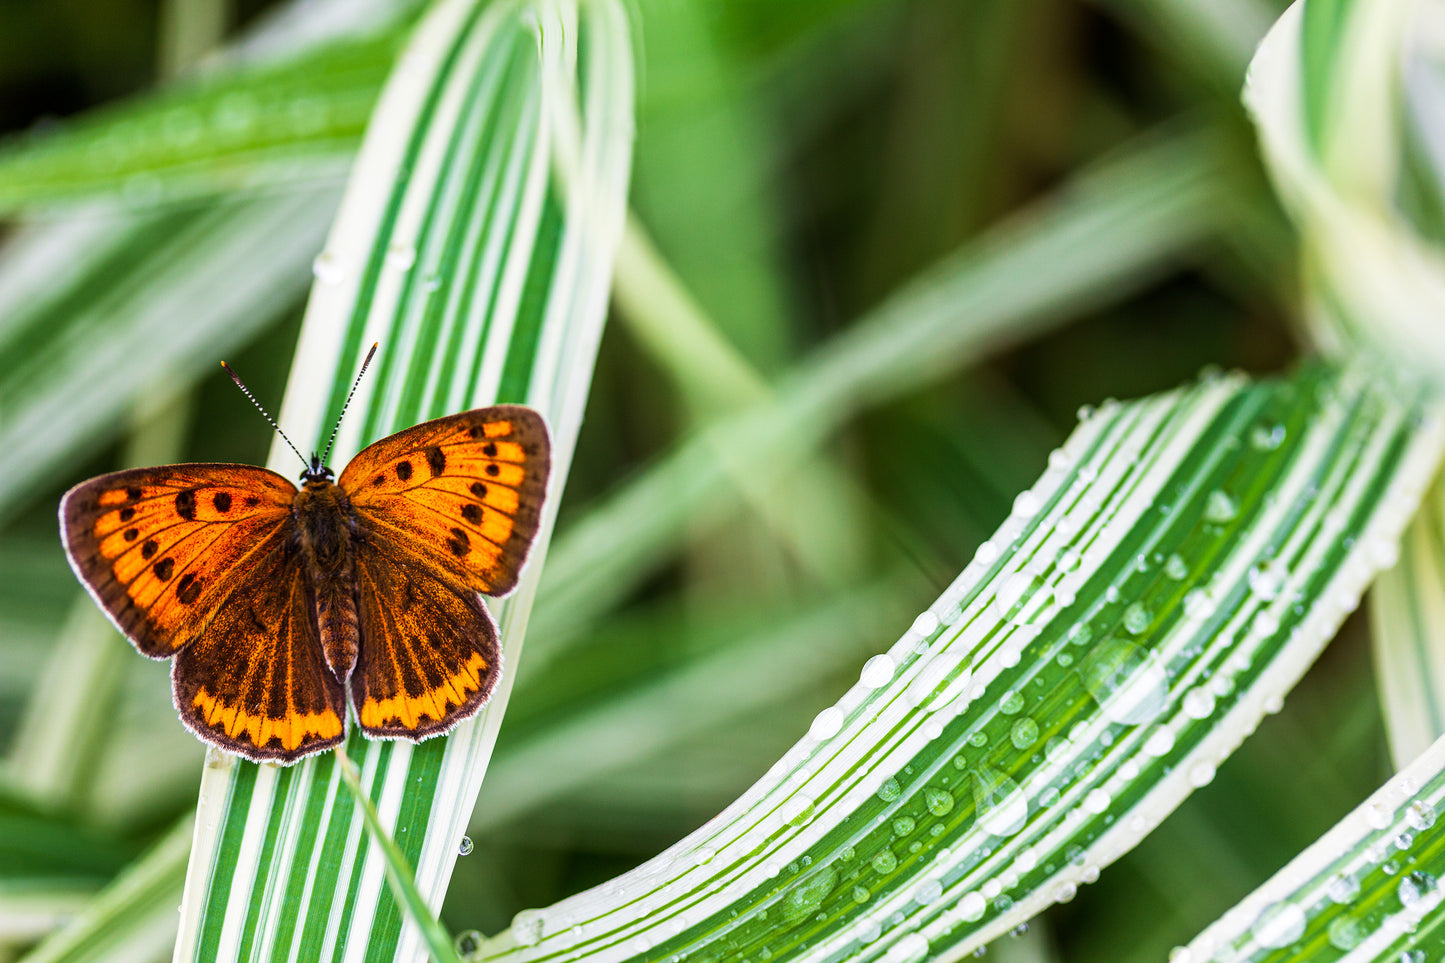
[301,453,335,484]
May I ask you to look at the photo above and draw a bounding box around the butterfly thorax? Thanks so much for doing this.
[293,478,361,680]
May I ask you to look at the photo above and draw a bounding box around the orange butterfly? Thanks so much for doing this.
[59,346,550,764]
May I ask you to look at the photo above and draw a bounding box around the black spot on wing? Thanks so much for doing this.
[213,492,232,513]
[119,507,136,522]
[124,528,138,541]
[154,557,175,580]
[469,482,486,498]
[126,486,142,501]
[482,442,497,457]
[141,539,158,559]
[462,504,482,524]
[176,490,196,521]
[176,573,202,605]
[485,464,499,477]
[426,446,446,476]
[396,460,413,482]
[447,527,469,557]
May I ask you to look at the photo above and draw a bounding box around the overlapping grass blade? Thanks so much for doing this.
[0,14,410,213]
[173,0,633,959]
[1373,479,1445,768]
[19,817,192,963]
[1179,727,1445,961]
[474,365,1442,963]
[533,124,1236,662]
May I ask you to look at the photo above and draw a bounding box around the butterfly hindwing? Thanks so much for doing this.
[338,405,550,599]
[351,545,500,739]
[60,465,296,657]
[172,524,347,762]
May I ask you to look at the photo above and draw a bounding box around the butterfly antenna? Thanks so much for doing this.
[320,342,379,466]
[221,361,309,471]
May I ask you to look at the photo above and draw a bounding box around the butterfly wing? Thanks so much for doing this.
[351,546,501,738]
[172,524,347,762]
[337,405,550,598]
[337,406,550,739]
[60,464,346,762]
[60,464,296,656]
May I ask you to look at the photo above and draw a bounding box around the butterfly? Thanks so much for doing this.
[59,345,550,764]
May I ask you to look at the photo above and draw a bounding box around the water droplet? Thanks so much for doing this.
[1013,490,1042,518]
[1250,423,1286,450]
[1364,801,1395,830]
[1407,800,1437,831]
[1144,728,1175,756]
[1164,554,1189,580]
[1182,588,1214,618]
[781,794,816,827]
[1000,690,1025,714]
[925,787,954,816]
[892,815,916,836]
[1182,688,1215,719]
[386,242,417,271]
[1399,872,1436,907]
[1084,788,1111,814]
[810,706,844,740]
[872,849,898,874]
[912,878,944,905]
[1248,560,1286,601]
[959,892,987,921]
[458,835,473,856]
[1326,915,1364,950]
[972,767,1028,836]
[1122,603,1152,635]
[853,884,870,903]
[860,655,895,688]
[312,251,345,284]
[780,866,837,925]
[693,847,716,865]
[1204,490,1238,524]
[1188,761,1216,787]
[1010,717,1039,749]
[1328,874,1360,904]
[887,933,930,963]
[456,929,483,956]
[876,777,902,802]
[993,570,1053,625]
[1049,448,1075,470]
[512,909,545,946]
[912,611,940,637]
[1077,639,1169,725]
[1250,903,1305,948]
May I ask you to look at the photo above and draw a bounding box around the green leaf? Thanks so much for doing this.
[472,364,1443,962]
[172,0,634,959]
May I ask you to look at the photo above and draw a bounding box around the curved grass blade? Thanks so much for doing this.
[173,0,634,959]
[473,364,1442,963]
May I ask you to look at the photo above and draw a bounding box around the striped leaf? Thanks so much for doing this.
[471,365,1442,963]
[1179,721,1445,961]
[172,0,633,959]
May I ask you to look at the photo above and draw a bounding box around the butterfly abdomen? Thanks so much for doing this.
[294,481,361,680]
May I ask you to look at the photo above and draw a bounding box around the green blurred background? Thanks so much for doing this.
[0,0,1385,959]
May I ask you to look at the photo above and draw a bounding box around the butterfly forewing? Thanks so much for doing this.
[338,405,550,599]
[60,465,296,656]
